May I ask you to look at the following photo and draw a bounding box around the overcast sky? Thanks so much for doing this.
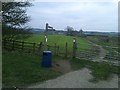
[26,0,118,32]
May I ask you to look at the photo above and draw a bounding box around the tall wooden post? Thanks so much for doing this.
[44,23,48,51]
[57,46,59,56]
[22,41,24,50]
[45,23,48,36]
[46,23,48,31]
[73,38,77,58]
[38,42,42,51]
[44,23,54,51]
[55,43,56,55]
[33,43,36,53]
[12,40,15,50]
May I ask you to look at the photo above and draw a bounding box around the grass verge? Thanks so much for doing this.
[71,58,119,82]
[2,50,62,88]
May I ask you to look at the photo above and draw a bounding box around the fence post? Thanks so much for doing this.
[8,39,11,50]
[57,46,59,56]
[47,45,50,50]
[65,42,68,57]
[22,41,24,50]
[3,39,6,48]
[12,40,15,50]
[38,42,42,51]
[55,43,56,55]
[33,43,36,53]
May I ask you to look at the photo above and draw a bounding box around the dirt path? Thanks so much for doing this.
[91,43,107,62]
[88,42,119,66]
[27,68,118,88]
[52,60,72,73]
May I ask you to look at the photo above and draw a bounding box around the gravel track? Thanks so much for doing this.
[27,68,118,88]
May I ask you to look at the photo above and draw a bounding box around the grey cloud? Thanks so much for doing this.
[26,2,118,32]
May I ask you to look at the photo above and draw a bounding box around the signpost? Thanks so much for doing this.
[45,23,54,31]
[41,23,55,68]
[44,23,55,50]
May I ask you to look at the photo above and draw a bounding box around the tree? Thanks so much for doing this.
[79,29,83,35]
[2,2,31,27]
[66,26,74,36]
[79,29,85,37]
[2,2,32,38]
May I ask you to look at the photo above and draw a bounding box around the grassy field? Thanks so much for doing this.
[2,50,62,88]
[22,34,92,53]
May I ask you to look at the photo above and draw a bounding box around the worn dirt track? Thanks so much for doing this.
[27,68,118,88]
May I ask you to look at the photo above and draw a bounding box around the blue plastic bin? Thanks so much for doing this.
[41,51,52,67]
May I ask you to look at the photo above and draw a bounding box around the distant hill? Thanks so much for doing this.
[30,28,44,34]
[84,31,119,37]
[30,28,119,37]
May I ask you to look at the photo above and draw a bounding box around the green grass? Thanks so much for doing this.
[2,51,62,87]
[71,58,91,69]
[90,63,113,80]
[22,34,92,53]
[71,58,119,81]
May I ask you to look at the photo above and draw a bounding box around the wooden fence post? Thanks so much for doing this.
[55,43,56,55]
[65,42,68,57]
[38,42,42,51]
[57,46,59,56]
[33,43,36,53]
[12,40,15,50]
[47,45,50,50]
[22,41,24,50]
[3,39,6,48]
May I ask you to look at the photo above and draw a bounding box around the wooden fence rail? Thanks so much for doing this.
[2,39,63,56]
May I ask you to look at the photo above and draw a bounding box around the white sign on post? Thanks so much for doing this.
[45,35,47,43]
[73,39,75,42]
[46,38,48,43]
